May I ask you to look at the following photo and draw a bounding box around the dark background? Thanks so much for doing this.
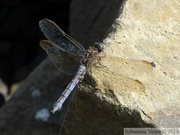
[0,0,70,106]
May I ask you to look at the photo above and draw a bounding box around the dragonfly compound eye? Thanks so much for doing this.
[93,42,104,52]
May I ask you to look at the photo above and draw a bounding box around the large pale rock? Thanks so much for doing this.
[61,0,180,134]
[1,0,179,135]
[103,0,180,127]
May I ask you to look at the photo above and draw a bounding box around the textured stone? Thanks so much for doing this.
[103,0,180,127]
[61,0,180,134]
[0,59,66,135]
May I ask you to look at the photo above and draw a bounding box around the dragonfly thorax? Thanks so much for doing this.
[81,42,104,67]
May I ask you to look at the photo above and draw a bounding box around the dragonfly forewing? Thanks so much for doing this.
[40,40,81,75]
[39,19,85,58]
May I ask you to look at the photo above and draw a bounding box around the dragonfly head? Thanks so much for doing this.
[93,42,104,52]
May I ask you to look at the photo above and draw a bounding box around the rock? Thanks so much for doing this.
[69,0,124,48]
[61,0,180,134]
[0,0,179,135]
[0,59,69,135]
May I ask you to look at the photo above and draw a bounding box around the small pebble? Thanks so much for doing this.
[35,108,50,122]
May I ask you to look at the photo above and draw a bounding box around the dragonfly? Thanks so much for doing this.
[39,19,104,113]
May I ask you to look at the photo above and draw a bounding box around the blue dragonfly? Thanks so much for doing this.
[39,19,104,113]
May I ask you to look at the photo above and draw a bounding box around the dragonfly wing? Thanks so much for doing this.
[40,40,80,75]
[39,19,85,58]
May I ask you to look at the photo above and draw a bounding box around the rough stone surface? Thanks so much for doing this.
[61,0,180,134]
[0,0,179,135]
[103,0,180,127]
[0,58,69,135]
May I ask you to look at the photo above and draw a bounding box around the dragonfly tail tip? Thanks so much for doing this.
[51,109,56,114]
